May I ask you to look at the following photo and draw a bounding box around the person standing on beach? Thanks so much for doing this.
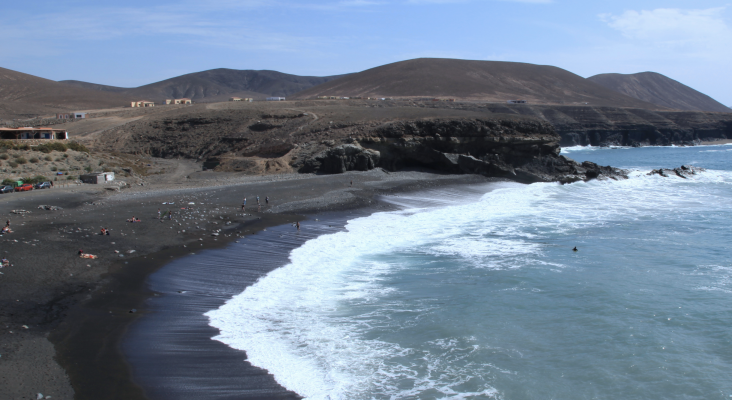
[256,196,260,205]
[265,196,269,205]
[158,208,161,219]
[242,198,246,211]
[296,221,300,230]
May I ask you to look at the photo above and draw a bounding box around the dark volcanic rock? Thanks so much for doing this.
[300,143,380,174]
[648,165,705,179]
[299,118,626,183]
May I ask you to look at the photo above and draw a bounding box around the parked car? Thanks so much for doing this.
[34,182,51,189]
[14,184,33,192]
[0,185,13,194]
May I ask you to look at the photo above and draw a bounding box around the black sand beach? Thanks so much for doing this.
[0,169,495,400]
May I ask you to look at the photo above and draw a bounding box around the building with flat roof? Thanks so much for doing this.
[131,101,155,108]
[56,112,87,120]
[0,127,68,140]
[266,97,286,101]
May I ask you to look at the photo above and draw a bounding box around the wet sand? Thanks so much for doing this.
[0,169,497,400]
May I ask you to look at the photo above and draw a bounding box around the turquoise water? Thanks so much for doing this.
[207,145,732,400]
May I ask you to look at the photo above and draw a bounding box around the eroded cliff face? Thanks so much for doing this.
[436,104,732,147]
[295,118,625,183]
[91,104,626,183]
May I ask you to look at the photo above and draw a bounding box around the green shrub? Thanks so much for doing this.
[8,161,19,168]
[44,156,53,162]
[34,142,68,153]
[15,157,27,164]
[0,154,8,160]
[66,142,89,153]
[62,154,68,158]
[21,175,48,184]
[29,157,39,164]
[2,178,16,185]
[16,144,29,151]
[66,176,74,180]
[50,166,57,171]
[84,166,93,172]
[54,157,62,162]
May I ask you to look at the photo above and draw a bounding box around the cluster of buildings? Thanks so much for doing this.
[130,98,192,108]
[507,100,528,104]
[229,97,254,102]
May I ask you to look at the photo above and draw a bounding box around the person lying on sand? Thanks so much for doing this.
[1,258,10,267]
[1,226,11,234]
[127,216,141,223]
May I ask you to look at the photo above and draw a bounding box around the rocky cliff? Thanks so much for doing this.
[92,103,625,184]
[446,104,732,147]
[295,118,625,183]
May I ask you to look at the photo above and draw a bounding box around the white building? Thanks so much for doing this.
[266,97,286,101]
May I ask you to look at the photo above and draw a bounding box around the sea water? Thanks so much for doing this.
[206,145,732,400]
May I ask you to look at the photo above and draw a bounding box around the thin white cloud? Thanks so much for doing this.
[600,7,732,48]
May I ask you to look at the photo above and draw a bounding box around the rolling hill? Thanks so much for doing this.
[587,72,731,113]
[0,67,136,118]
[292,58,662,109]
[61,69,348,102]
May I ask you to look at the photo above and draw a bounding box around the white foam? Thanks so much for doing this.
[206,168,732,399]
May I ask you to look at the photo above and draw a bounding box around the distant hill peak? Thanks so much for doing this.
[292,58,661,109]
[587,72,731,113]
[60,69,349,103]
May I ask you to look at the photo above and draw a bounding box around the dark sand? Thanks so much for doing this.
[0,169,497,400]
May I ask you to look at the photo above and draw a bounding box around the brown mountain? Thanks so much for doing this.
[587,72,731,113]
[0,67,136,118]
[292,58,662,109]
[61,69,348,102]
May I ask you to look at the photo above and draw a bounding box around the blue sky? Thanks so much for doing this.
[2,0,731,105]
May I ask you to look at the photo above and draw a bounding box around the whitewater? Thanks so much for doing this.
[206,145,732,400]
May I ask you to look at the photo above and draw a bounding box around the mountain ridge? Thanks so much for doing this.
[292,58,664,109]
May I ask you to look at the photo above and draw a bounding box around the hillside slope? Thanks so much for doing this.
[587,72,731,113]
[61,69,347,102]
[0,67,135,117]
[292,58,662,109]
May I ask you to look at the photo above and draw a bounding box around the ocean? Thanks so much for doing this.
[205,145,732,400]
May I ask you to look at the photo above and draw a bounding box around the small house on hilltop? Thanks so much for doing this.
[266,97,286,101]
[131,101,155,108]
[56,112,87,120]
[164,98,192,105]
[507,100,527,104]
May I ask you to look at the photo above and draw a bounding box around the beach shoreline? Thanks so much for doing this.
[0,169,499,400]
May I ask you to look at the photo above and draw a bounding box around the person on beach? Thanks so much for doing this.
[100,228,106,235]
[158,209,161,219]
[256,196,260,205]
[168,210,172,220]
[350,180,353,186]
[242,198,246,211]
[296,221,300,230]
[78,249,83,256]
[265,196,269,205]
[6,220,10,228]
[1,258,9,267]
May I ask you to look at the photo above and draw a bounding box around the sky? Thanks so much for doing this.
[2,0,731,105]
